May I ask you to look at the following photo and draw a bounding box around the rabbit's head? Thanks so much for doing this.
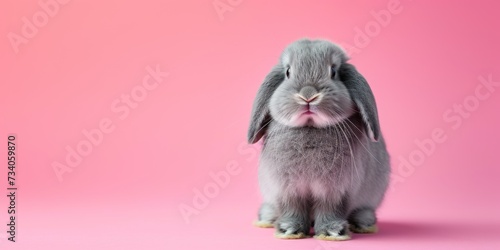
[269,39,353,128]
[248,39,381,144]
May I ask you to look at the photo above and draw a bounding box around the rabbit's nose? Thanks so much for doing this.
[296,86,321,103]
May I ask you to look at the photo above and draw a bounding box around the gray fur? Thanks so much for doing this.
[248,39,390,239]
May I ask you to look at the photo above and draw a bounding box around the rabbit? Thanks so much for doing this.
[247,39,390,241]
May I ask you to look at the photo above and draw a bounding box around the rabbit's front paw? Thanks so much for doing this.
[314,220,351,241]
[274,218,309,239]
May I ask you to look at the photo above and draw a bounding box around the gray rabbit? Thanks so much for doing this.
[248,39,390,241]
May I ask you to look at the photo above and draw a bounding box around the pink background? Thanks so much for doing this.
[1,0,500,249]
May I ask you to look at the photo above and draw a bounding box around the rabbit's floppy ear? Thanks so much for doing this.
[339,63,380,142]
[247,65,285,144]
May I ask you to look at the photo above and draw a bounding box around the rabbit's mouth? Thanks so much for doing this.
[303,110,315,115]
[297,106,318,119]
[289,104,351,128]
[291,109,329,127]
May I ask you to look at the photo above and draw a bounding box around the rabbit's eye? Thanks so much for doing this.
[331,65,337,78]
[286,67,291,78]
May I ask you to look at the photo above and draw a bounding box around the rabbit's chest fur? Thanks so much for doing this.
[261,121,365,198]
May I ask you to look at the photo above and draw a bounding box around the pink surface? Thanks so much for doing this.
[1,0,500,249]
